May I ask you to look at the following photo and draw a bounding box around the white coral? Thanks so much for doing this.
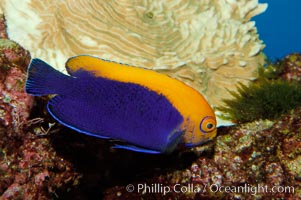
[0,0,268,125]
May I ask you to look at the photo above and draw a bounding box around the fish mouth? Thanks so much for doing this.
[185,138,210,148]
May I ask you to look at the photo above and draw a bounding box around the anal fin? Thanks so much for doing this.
[112,129,184,154]
[112,144,161,154]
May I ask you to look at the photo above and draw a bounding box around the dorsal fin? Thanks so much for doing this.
[65,55,126,76]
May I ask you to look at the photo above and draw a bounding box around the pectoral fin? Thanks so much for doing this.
[163,129,185,154]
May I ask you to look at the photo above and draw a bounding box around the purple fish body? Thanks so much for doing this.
[26,59,184,154]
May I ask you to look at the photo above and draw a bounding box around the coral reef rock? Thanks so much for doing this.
[0,25,32,134]
[279,53,301,82]
[103,108,301,199]
[0,15,81,199]
[0,0,267,112]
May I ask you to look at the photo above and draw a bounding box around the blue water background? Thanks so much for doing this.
[253,0,301,60]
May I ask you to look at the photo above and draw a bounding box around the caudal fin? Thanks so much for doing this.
[26,58,72,96]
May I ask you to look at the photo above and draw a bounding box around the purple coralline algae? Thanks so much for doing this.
[0,15,81,199]
[0,24,32,134]
[280,53,301,82]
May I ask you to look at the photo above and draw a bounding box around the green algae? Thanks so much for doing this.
[3,94,11,103]
[15,79,25,91]
[258,59,284,80]
[222,135,233,143]
[218,80,301,123]
[285,156,301,179]
[145,11,154,19]
[0,39,18,49]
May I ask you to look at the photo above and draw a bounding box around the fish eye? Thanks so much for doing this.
[207,123,213,129]
[200,116,216,133]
